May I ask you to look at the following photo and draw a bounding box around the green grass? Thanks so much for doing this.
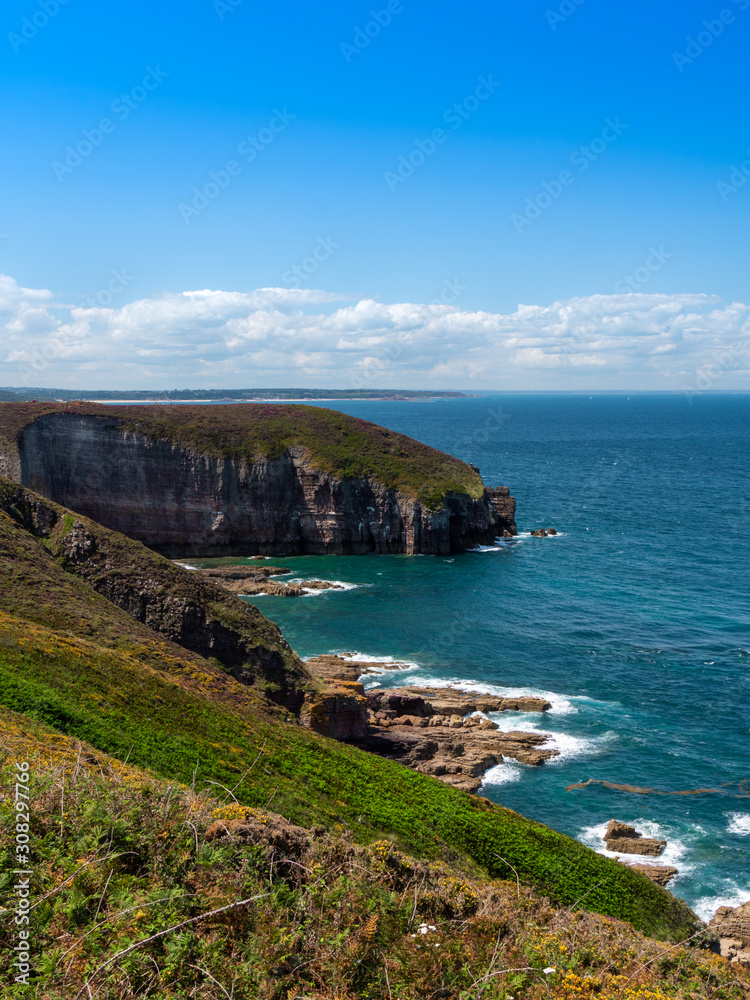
[0,611,699,943]
[0,402,484,509]
[0,721,741,1000]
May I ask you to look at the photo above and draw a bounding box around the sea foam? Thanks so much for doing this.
[579,819,694,875]
[693,883,750,923]
[727,813,750,836]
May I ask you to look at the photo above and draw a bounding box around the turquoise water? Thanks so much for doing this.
[199,394,750,920]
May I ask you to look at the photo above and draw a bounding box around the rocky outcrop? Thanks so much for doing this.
[304,654,415,684]
[368,687,551,718]
[301,681,368,741]
[486,487,518,536]
[2,407,513,556]
[300,666,558,792]
[198,566,346,598]
[604,820,666,857]
[356,725,557,793]
[710,902,750,966]
[623,864,678,888]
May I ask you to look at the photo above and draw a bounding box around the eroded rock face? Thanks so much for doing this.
[0,482,313,711]
[604,820,666,857]
[356,726,558,793]
[710,901,750,966]
[624,864,679,888]
[300,667,559,792]
[11,411,513,556]
[301,682,368,742]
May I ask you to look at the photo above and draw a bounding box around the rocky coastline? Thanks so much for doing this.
[302,655,558,793]
[193,563,345,597]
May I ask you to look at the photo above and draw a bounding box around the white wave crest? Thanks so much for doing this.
[403,675,578,717]
[727,813,750,836]
[286,579,359,596]
[693,884,750,923]
[579,820,694,874]
[175,562,199,571]
[481,761,524,787]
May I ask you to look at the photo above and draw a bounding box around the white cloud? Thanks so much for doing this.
[0,273,748,390]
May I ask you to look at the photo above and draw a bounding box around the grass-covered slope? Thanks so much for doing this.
[0,504,701,944]
[0,481,312,708]
[0,401,484,509]
[1,715,745,1000]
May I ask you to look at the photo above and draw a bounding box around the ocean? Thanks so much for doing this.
[197,393,750,921]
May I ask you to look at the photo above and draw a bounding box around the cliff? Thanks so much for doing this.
[0,402,516,556]
[0,480,312,710]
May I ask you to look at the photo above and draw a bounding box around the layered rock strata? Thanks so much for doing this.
[710,901,750,966]
[604,820,666,857]
[301,667,559,792]
[1,407,516,556]
[194,566,345,597]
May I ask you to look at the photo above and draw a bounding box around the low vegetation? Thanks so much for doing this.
[0,715,746,999]
[0,483,740,997]
[0,402,484,509]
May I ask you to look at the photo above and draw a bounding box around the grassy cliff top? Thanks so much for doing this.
[0,401,485,508]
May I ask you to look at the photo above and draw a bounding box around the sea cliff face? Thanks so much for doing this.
[2,408,516,556]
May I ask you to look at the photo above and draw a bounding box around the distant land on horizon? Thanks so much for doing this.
[0,388,469,403]
[1,388,748,404]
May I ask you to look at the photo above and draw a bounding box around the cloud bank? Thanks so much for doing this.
[1,274,748,391]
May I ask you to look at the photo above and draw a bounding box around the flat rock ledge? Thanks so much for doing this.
[301,661,558,793]
[622,864,679,888]
[195,565,344,597]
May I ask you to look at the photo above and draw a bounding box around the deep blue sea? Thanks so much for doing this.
[199,393,750,920]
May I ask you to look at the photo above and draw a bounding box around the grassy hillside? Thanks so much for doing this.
[1,713,746,1000]
[0,497,703,946]
[0,481,311,708]
[0,402,484,509]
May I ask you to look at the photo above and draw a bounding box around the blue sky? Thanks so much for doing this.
[1,0,749,389]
